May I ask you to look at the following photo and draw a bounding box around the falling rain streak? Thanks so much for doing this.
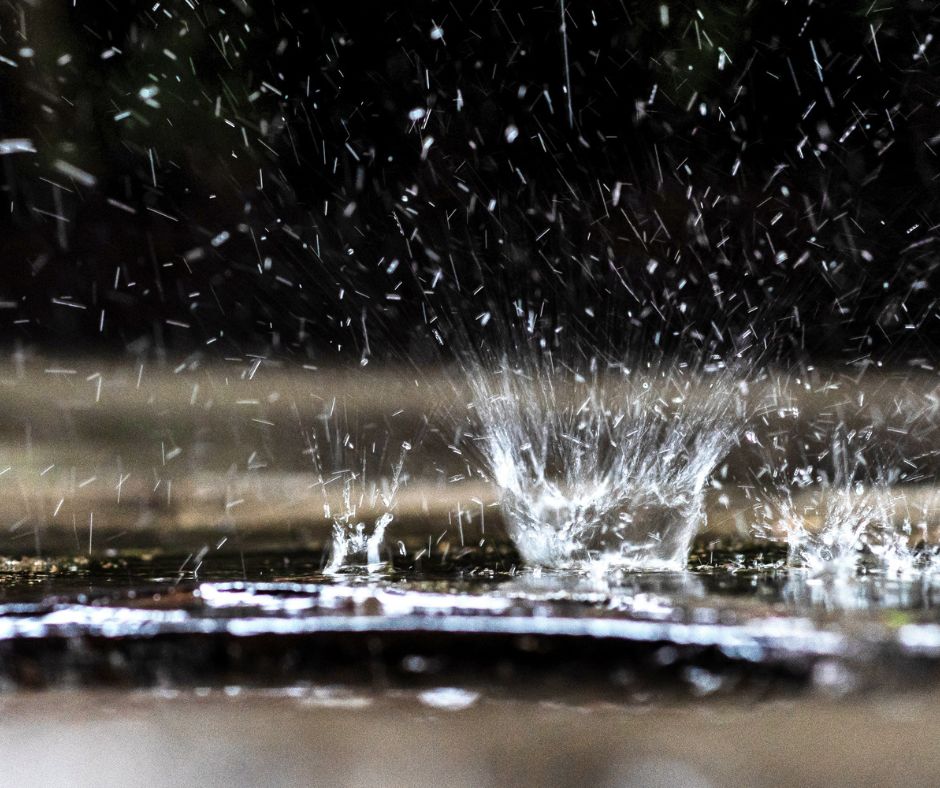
[0,1,939,626]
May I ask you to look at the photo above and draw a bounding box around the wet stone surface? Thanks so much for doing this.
[1,542,940,696]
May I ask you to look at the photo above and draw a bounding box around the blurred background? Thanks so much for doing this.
[0,0,937,365]
[3,9,940,783]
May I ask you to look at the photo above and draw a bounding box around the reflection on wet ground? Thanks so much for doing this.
[1,543,940,695]
[5,542,940,613]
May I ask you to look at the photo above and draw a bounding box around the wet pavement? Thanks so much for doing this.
[2,545,940,698]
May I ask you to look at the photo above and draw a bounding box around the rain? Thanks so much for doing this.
[0,0,939,784]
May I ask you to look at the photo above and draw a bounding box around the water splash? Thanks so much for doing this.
[467,357,742,570]
[324,475,398,573]
[784,484,888,575]
[752,431,937,576]
[323,444,409,574]
[305,408,411,575]
[782,485,938,577]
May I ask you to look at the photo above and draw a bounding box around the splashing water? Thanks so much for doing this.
[783,484,888,575]
[324,475,398,573]
[467,357,741,570]
[324,451,408,573]
[324,445,409,574]
[778,484,939,577]
[305,411,411,574]
[753,433,937,576]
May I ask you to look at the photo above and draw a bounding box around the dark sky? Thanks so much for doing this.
[0,0,938,366]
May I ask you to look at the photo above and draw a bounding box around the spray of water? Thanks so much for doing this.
[323,468,403,573]
[467,356,742,570]
[304,408,411,574]
[752,430,935,576]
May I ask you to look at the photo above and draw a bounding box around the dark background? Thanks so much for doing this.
[0,0,938,366]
